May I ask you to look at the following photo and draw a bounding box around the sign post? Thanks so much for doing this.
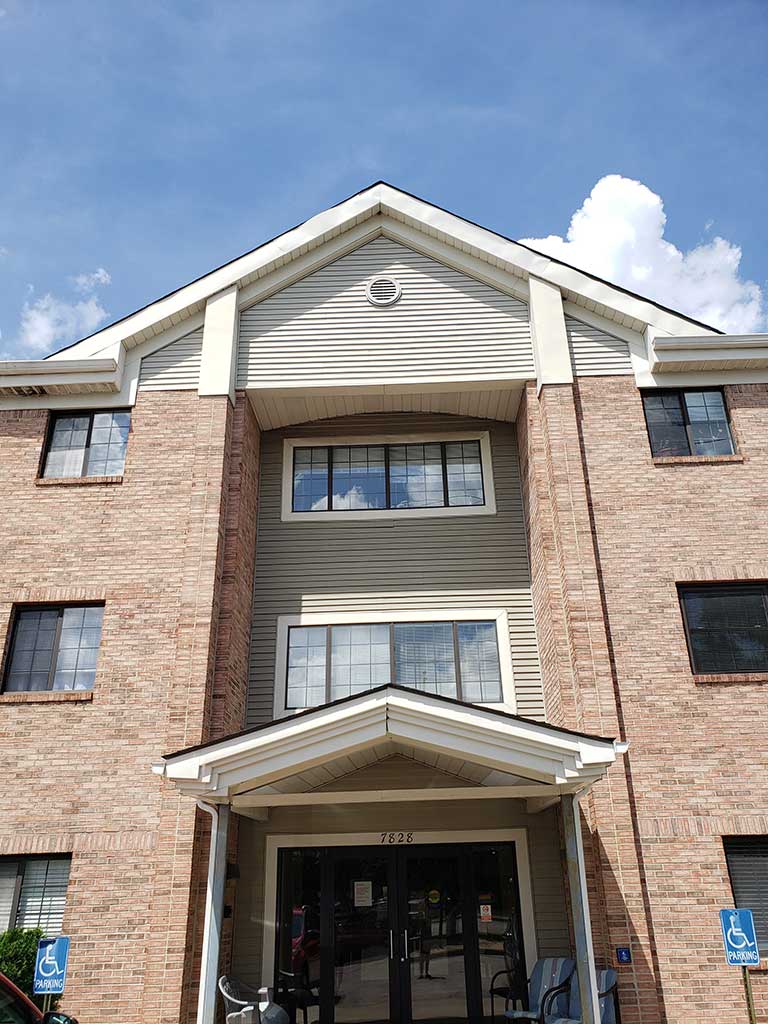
[33,936,70,1006]
[720,909,759,1024]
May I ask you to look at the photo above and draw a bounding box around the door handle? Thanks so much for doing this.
[389,930,394,959]
[401,929,410,963]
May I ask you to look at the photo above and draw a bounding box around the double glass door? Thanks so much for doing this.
[275,842,526,1024]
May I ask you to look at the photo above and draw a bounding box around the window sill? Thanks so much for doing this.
[652,454,744,466]
[35,475,123,487]
[0,690,94,704]
[694,673,768,685]
[748,959,768,973]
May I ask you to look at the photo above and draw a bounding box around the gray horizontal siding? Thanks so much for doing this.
[247,412,543,726]
[566,315,633,375]
[237,237,534,388]
[138,328,203,390]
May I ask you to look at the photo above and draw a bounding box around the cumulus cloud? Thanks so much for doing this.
[71,267,111,293]
[15,267,112,357]
[520,175,765,334]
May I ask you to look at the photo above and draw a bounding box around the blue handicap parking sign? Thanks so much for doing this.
[720,909,760,967]
[33,936,70,995]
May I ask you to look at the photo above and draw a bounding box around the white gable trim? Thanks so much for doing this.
[154,686,620,800]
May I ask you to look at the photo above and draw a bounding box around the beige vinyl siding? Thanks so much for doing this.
[138,328,203,390]
[566,315,633,375]
[247,412,543,725]
[231,797,569,987]
[237,237,534,388]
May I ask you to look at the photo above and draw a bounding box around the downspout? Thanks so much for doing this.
[196,799,230,1024]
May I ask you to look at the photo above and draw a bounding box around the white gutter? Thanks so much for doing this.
[195,800,230,1024]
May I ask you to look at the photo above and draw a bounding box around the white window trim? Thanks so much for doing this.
[273,607,515,719]
[260,828,538,989]
[280,430,496,523]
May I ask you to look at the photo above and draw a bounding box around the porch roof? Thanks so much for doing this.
[152,685,624,805]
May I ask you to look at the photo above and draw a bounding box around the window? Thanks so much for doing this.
[724,837,768,948]
[3,605,104,692]
[42,409,130,478]
[679,585,768,675]
[281,613,509,711]
[0,857,71,936]
[642,389,734,458]
[283,432,495,521]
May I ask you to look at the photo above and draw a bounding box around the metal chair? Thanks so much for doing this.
[504,957,575,1021]
[219,975,291,1024]
[489,920,527,1020]
[541,967,620,1024]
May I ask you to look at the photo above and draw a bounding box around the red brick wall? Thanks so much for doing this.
[0,391,241,1024]
[570,376,768,1022]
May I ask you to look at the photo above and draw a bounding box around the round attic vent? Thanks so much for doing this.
[366,276,401,307]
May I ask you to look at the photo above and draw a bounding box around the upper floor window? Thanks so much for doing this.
[275,609,513,714]
[42,409,130,478]
[282,432,496,522]
[0,856,71,935]
[2,604,104,693]
[642,388,734,458]
[679,584,768,675]
[724,837,768,948]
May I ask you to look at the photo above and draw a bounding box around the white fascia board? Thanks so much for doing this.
[158,688,617,798]
[649,334,768,372]
[0,354,122,397]
[45,183,717,373]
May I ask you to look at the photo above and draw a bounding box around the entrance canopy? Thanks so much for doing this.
[154,686,623,809]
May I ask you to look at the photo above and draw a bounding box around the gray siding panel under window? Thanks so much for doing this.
[138,328,204,390]
[247,413,543,726]
[237,237,534,388]
[566,315,633,376]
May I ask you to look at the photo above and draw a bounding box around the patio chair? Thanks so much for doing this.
[488,920,527,1020]
[219,975,290,1024]
[541,967,620,1024]
[504,957,575,1021]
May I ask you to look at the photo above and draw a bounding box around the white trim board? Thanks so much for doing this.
[273,608,516,720]
[281,430,496,523]
[259,827,538,989]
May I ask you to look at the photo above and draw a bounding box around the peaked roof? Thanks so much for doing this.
[48,180,719,365]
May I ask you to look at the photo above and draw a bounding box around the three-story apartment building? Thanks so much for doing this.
[1,183,767,1024]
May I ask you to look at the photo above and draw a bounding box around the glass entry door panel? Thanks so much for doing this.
[274,842,526,1024]
[333,852,394,1024]
[401,849,469,1024]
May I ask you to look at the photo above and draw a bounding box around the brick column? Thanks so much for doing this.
[517,381,665,1024]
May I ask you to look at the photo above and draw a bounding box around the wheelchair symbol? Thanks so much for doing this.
[37,943,64,978]
[726,912,755,950]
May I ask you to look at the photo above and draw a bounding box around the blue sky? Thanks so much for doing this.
[1,0,766,358]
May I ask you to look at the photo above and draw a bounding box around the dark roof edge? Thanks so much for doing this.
[161,683,616,762]
[48,179,721,359]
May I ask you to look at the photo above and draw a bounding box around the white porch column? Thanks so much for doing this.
[196,801,230,1024]
[561,794,600,1024]
[528,275,573,391]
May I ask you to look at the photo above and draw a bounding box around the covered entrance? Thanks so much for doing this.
[153,685,626,1024]
[275,837,527,1024]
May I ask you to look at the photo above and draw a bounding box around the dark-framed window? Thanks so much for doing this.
[2,604,104,693]
[724,837,768,948]
[641,388,734,458]
[42,409,130,478]
[285,619,503,709]
[679,584,768,675]
[291,439,485,513]
[0,856,71,936]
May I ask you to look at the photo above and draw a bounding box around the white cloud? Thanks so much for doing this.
[72,267,111,293]
[18,293,109,355]
[15,268,112,356]
[520,175,765,334]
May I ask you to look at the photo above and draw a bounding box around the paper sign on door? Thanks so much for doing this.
[480,904,493,922]
[354,880,373,908]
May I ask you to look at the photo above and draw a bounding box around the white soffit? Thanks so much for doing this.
[153,686,620,800]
